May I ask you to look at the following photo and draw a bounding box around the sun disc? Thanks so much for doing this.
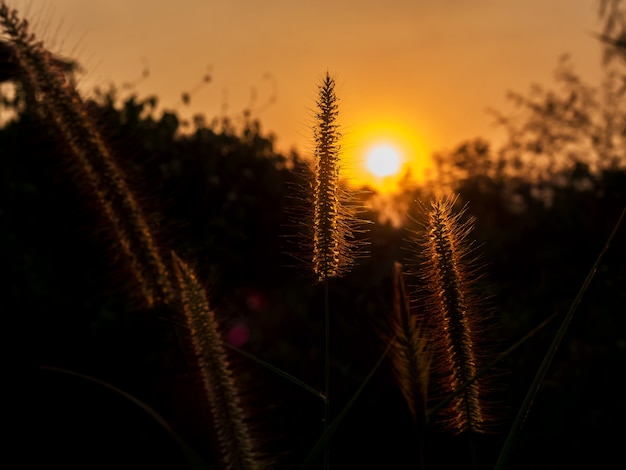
[366,145,402,177]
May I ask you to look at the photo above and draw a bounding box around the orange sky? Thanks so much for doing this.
[6,0,605,185]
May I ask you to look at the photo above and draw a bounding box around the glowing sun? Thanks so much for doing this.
[365,144,402,177]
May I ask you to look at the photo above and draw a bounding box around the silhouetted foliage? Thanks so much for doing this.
[2,49,625,467]
[598,0,626,66]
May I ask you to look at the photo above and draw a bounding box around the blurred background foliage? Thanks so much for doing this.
[2,14,626,467]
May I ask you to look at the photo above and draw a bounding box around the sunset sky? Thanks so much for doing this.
[6,0,606,186]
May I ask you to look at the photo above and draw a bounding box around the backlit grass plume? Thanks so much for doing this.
[172,252,262,470]
[0,3,172,307]
[414,195,487,434]
[312,72,353,282]
[309,71,368,469]
[388,262,431,467]
[388,262,431,424]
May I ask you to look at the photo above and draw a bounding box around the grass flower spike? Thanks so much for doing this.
[388,262,431,467]
[172,253,261,470]
[312,72,348,282]
[389,262,431,425]
[0,4,172,307]
[417,195,486,434]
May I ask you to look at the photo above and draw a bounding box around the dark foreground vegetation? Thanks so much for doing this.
[2,3,626,469]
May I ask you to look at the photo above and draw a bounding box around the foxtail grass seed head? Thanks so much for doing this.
[0,4,173,307]
[172,253,261,470]
[389,262,431,424]
[310,72,364,282]
[313,72,341,281]
[414,195,486,434]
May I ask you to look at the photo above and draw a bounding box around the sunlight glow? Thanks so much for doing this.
[336,119,432,226]
[366,144,402,177]
[341,118,431,195]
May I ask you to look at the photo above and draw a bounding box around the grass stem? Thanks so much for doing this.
[324,278,330,469]
[495,204,626,469]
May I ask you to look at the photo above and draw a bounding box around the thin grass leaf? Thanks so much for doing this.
[495,204,626,470]
[226,343,326,402]
[39,366,208,470]
[298,343,391,470]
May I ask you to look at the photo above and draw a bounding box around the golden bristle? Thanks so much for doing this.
[172,253,261,470]
[0,5,172,307]
[417,195,485,434]
[312,72,342,281]
[388,262,431,424]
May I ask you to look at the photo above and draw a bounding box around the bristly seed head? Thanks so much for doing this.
[312,72,342,281]
[0,4,173,307]
[415,195,486,434]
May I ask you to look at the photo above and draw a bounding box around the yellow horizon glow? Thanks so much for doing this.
[341,119,430,193]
